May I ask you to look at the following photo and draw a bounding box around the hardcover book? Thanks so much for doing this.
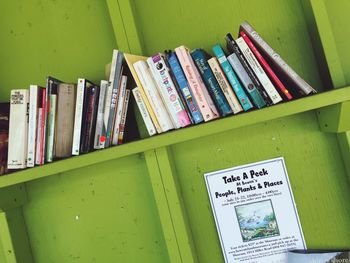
[239,31,293,101]
[165,51,203,124]
[175,46,219,122]
[236,37,283,105]
[8,89,29,169]
[240,21,317,96]
[147,53,191,128]
[212,44,253,111]
[55,83,76,158]
[134,60,174,132]
[45,76,63,162]
[0,103,10,175]
[132,87,157,136]
[207,57,243,114]
[191,49,232,116]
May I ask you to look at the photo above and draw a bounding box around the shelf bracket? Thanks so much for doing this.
[317,101,350,133]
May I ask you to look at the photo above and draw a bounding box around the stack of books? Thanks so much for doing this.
[4,21,316,172]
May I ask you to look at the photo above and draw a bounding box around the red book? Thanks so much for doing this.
[240,31,293,101]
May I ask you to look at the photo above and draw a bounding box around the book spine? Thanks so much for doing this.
[175,46,219,122]
[27,85,38,167]
[117,89,130,145]
[46,94,57,162]
[94,80,109,149]
[236,37,283,104]
[103,83,112,143]
[39,89,46,164]
[8,90,29,169]
[227,53,266,108]
[226,33,271,105]
[207,57,243,114]
[132,87,157,136]
[72,78,85,155]
[167,52,203,124]
[240,21,317,95]
[212,44,253,111]
[148,54,191,128]
[240,31,293,101]
[105,50,124,147]
[112,76,127,145]
[35,108,42,165]
[80,86,99,153]
[191,49,232,116]
[133,61,174,132]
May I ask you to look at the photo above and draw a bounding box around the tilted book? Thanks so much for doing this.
[236,37,283,105]
[94,80,109,149]
[175,46,219,122]
[191,49,232,117]
[55,83,76,158]
[147,53,191,128]
[134,60,174,132]
[117,89,131,145]
[27,85,44,167]
[240,31,293,101]
[227,53,266,109]
[240,21,317,96]
[132,87,157,136]
[212,44,253,111]
[112,75,127,145]
[166,51,203,124]
[124,53,161,133]
[226,33,270,106]
[105,50,124,147]
[207,57,243,114]
[8,89,29,169]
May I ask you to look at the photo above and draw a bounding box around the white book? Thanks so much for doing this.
[133,60,174,133]
[117,89,131,144]
[94,80,109,149]
[112,75,127,145]
[236,37,283,104]
[35,108,43,165]
[132,87,157,136]
[27,85,39,167]
[103,83,112,141]
[72,78,86,155]
[8,89,29,169]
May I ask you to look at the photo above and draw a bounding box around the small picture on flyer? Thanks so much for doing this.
[235,199,280,242]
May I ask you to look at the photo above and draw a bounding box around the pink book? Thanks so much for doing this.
[175,46,219,122]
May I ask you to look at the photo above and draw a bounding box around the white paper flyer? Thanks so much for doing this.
[204,157,306,263]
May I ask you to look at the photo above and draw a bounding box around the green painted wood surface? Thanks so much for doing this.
[0,0,116,101]
[0,86,349,189]
[0,210,17,263]
[22,154,169,263]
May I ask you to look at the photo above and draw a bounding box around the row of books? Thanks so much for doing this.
[7,50,132,170]
[125,21,316,137]
[4,21,316,172]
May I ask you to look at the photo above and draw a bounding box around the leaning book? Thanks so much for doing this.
[204,157,306,263]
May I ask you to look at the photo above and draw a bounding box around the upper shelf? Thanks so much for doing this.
[0,86,349,189]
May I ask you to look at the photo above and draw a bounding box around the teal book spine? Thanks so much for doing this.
[212,44,253,111]
[191,49,232,117]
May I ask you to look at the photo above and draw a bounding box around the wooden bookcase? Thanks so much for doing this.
[0,0,349,262]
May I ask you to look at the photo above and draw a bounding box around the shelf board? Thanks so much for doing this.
[1,86,349,189]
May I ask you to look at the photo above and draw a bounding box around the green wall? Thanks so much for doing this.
[0,0,116,101]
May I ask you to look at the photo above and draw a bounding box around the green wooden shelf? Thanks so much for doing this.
[1,85,349,189]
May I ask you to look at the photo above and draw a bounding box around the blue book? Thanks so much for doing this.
[191,49,232,117]
[166,51,203,124]
[212,44,253,111]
